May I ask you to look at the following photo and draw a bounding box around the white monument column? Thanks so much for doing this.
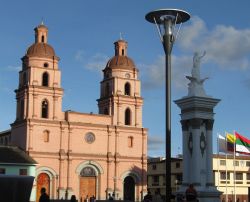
[174,52,221,202]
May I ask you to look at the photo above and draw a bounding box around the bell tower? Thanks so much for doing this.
[15,23,63,121]
[12,23,64,149]
[98,40,143,127]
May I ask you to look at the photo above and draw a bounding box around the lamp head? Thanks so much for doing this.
[145,9,190,25]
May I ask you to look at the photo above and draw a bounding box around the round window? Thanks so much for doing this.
[44,63,49,68]
[85,132,95,144]
[125,73,130,78]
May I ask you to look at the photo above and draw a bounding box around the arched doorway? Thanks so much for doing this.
[36,173,50,202]
[123,176,135,201]
[80,167,96,201]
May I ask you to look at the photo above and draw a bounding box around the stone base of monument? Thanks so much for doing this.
[176,185,222,202]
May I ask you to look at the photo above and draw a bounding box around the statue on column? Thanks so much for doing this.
[186,51,208,97]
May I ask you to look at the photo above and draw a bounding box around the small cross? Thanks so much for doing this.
[41,17,44,25]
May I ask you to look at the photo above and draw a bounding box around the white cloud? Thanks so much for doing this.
[141,16,250,91]
[141,54,192,91]
[75,50,109,72]
[178,16,250,70]
[148,135,165,151]
[140,55,165,89]
[4,65,21,72]
[85,53,109,72]
[75,50,85,62]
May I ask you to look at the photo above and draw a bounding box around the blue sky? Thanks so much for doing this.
[0,1,250,157]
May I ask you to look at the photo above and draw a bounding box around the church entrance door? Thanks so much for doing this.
[36,173,50,202]
[79,167,97,201]
[123,176,135,201]
[80,176,96,201]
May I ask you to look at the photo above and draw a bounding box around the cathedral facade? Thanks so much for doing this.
[10,24,147,201]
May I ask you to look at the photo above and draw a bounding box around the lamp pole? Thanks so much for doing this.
[145,9,190,202]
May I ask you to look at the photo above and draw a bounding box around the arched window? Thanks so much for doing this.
[105,83,110,97]
[42,72,49,87]
[125,82,131,96]
[43,130,50,142]
[80,167,96,177]
[125,108,131,125]
[42,100,49,118]
[41,35,45,43]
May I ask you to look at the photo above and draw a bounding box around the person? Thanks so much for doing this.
[185,184,197,202]
[152,190,163,202]
[143,189,152,202]
[84,195,89,202]
[39,187,50,202]
[90,195,96,202]
[70,195,77,202]
[112,192,116,200]
[108,193,113,200]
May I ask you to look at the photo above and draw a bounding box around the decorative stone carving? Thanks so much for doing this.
[200,132,206,157]
[188,132,193,156]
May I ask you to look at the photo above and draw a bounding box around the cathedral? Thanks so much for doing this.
[6,23,148,201]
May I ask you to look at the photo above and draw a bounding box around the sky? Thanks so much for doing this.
[0,1,250,157]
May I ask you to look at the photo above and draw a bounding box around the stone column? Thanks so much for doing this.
[117,103,122,125]
[53,95,58,119]
[181,120,189,185]
[24,93,28,118]
[206,120,214,186]
[67,128,73,195]
[32,93,38,118]
[28,122,33,151]
[135,104,138,126]
[190,118,202,185]
[106,127,112,198]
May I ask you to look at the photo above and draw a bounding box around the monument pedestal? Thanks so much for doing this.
[176,184,222,202]
[175,96,221,202]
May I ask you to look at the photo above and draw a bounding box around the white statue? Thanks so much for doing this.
[192,51,206,80]
[186,51,208,97]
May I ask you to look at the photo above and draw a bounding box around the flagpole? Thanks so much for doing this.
[225,132,228,202]
[217,133,220,189]
[233,130,236,202]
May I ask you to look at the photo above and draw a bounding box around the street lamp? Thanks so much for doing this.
[145,9,190,202]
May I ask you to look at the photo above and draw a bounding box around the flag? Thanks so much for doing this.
[235,132,250,155]
[226,132,235,152]
[218,134,227,153]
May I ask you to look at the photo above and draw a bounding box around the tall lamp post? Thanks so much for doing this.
[145,9,190,202]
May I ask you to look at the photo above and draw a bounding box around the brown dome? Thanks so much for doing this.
[26,43,56,58]
[105,55,137,70]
